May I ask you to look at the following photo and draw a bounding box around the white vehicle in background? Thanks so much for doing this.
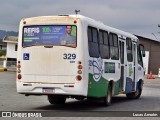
[17,15,145,105]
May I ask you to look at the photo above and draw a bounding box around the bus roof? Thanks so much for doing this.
[22,14,138,40]
[70,15,138,40]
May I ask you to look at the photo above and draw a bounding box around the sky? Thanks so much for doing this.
[0,0,160,40]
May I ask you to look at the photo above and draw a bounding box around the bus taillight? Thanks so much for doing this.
[78,65,83,69]
[76,75,82,81]
[18,74,22,79]
[17,65,21,69]
[23,84,32,86]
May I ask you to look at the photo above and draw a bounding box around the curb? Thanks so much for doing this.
[0,68,7,72]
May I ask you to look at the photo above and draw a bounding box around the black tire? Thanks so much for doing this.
[75,97,85,101]
[48,95,66,104]
[126,82,143,99]
[103,85,112,106]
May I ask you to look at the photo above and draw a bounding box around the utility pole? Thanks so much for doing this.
[75,10,80,17]
[151,33,158,40]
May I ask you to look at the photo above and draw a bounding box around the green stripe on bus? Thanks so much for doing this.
[87,73,120,97]
[87,73,109,97]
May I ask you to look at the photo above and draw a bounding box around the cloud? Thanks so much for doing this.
[0,0,160,39]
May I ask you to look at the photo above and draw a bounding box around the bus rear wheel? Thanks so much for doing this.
[48,95,66,104]
[103,85,112,106]
[126,86,142,99]
[75,96,85,101]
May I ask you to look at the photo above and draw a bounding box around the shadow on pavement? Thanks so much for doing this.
[33,95,138,111]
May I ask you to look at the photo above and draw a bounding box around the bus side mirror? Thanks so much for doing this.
[139,44,145,57]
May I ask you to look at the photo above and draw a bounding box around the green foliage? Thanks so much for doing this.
[0,50,4,57]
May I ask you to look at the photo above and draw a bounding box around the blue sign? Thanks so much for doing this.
[23,53,29,60]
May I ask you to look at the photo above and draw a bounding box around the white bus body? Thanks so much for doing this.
[17,15,145,105]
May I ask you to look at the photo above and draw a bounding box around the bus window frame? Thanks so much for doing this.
[99,29,110,59]
[126,37,133,62]
[87,26,99,58]
[137,45,143,67]
[109,32,119,60]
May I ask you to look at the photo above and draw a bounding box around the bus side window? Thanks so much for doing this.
[119,41,124,64]
[137,45,143,67]
[109,33,119,60]
[88,26,99,58]
[88,27,92,42]
[99,30,110,59]
[126,38,133,62]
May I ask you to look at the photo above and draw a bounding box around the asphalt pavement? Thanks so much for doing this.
[0,71,160,119]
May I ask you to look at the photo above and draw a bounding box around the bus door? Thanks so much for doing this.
[119,39,127,91]
[133,42,138,91]
[126,38,135,93]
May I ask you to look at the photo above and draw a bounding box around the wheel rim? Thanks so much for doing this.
[107,89,111,103]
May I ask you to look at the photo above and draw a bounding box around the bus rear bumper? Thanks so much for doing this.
[16,81,87,96]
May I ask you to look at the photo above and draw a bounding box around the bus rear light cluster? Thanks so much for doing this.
[78,65,83,69]
[18,74,22,79]
[17,65,21,69]
[17,69,21,73]
[17,61,22,80]
[77,61,82,81]
[76,75,82,81]
[77,70,82,74]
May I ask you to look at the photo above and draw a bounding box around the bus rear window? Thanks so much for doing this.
[23,25,77,47]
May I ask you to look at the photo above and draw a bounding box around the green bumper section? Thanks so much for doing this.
[87,73,109,97]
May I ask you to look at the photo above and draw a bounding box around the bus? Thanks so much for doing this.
[17,15,145,105]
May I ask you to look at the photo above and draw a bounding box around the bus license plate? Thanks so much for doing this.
[42,88,54,93]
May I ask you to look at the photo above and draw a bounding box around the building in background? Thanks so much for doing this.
[0,38,7,51]
[2,36,18,70]
[1,34,160,74]
[136,35,160,75]
[0,38,7,68]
